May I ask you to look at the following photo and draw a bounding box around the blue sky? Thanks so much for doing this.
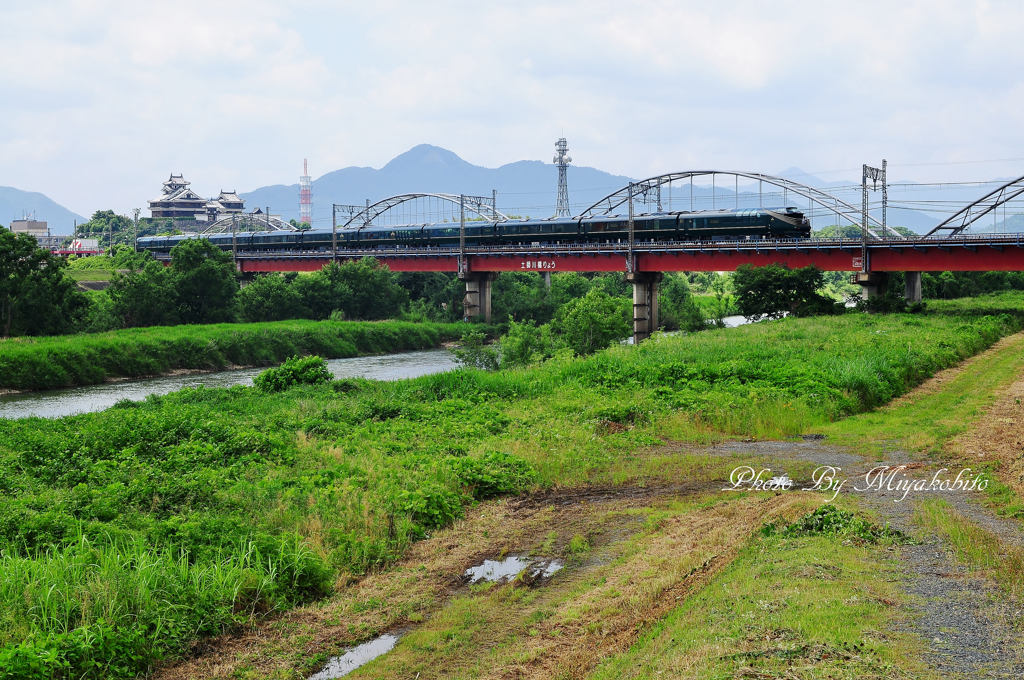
[2,0,1024,216]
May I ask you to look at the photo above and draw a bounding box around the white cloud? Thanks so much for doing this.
[1,0,1024,215]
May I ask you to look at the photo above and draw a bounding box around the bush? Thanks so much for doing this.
[450,331,499,370]
[734,263,843,321]
[552,289,631,356]
[253,355,333,392]
[238,274,302,322]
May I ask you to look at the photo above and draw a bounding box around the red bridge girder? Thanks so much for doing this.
[229,241,1024,274]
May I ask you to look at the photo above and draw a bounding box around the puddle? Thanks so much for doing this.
[463,555,563,584]
[307,633,400,679]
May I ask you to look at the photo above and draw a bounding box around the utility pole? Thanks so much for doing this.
[862,162,885,271]
[332,204,338,261]
[231,213,238,265]
[459,194,466,274]
[132,208,140,252]
[881,159,888,237]
[627,182,635,273]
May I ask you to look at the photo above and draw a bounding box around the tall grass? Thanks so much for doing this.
[1,295,1022,676]
[0,320,472,391]
[0,532,330,679]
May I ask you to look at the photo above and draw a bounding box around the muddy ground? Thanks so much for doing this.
[156,343,1024,680]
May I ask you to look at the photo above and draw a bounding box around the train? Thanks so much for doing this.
[136,207,811,255]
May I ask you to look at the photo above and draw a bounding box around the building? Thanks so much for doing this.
[148,174,245,220]
[9,218,49,237]
[206,191,245,221]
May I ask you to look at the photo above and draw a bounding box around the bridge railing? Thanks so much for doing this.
[149,232,1024,262]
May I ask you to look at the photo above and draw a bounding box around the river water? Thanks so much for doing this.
[0,317,760,421]
[0,348,459,420]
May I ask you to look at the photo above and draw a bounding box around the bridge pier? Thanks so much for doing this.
[460,272,498,323]
[626,272,662,344]
[904,271,922,303]
[853,271,889,300]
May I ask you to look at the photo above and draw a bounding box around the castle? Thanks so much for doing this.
[147,174,244,221]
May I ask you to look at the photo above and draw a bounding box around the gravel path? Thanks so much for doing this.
[697,437,1024,678]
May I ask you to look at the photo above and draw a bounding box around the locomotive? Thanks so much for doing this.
[136,206,810,255]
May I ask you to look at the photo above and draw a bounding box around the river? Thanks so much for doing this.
[0,348,460,420]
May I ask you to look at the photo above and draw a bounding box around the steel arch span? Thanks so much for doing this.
[201,213,297,235]
[578,171,903,240]
[338,193,508,229]
[925,174,1024,237]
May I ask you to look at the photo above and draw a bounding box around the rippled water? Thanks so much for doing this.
[0,348,458,420]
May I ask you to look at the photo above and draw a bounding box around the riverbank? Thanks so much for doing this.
[2,293,1024,678]
[0,320,477,391]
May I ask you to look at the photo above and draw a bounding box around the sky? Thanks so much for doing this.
[2,0,1024,217]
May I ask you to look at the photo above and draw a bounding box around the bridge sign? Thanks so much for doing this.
[520,260,557,270]
[851,257,863,270]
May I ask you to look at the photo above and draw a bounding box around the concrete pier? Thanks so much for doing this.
[853,271,889,300]
[460,272,498,323]
[904,271,922,302]
[626,272,662,344]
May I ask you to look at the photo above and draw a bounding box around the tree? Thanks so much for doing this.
[77,210,136,249]
[552,289,631,356]
[0,230,88,337]
[169,238,238,324]
[659,273,707,332]
[394,272,463,322]
[498,318,555,368]
[491,272,554,323]
[238,273,302,322]
[292,263,354,320]
[330,258,408,320]
[733,263,842,322]
[108,257,178,328]
[548,272,592,308]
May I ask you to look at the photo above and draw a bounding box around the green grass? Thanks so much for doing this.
[66,269,116,282]
[819,320,1024,454]
[0,320,474,391]
[1,298,1022,677]
[588,503,928,680]
[915,498,1024,593]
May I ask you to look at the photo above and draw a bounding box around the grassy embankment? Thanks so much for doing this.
[1,293,1023,677]
[0,320,473,391]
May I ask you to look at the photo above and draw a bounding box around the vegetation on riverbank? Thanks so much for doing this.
[1,295,1022,677]
[0,320,472,391]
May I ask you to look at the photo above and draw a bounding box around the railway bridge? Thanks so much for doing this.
[161,171,1024,342]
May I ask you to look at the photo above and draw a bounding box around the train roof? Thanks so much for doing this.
[136,206,807,242]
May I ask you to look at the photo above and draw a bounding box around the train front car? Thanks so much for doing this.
[673,207,810,241]
[763,207,811,239]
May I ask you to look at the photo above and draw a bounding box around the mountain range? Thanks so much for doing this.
[5,144,1023,235]
[0,186,87,235]
[239,145,634,225]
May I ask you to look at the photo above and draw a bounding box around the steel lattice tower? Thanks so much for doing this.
[554,138,572,217]
[299,159,313,224]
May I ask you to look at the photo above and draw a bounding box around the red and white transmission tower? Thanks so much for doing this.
[299,159,313,224]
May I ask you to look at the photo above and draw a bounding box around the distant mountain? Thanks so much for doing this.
[241,144,634,224]
[0,186,86,235]
[240,145,1018,235]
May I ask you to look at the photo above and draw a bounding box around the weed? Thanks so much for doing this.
[762,506,911,544]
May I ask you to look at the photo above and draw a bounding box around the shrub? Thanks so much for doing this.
[450,331,499,370]
[253,355,332,392]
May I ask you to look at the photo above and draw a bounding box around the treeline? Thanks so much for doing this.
[0,232,714,338]
[7,227,1024,340]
